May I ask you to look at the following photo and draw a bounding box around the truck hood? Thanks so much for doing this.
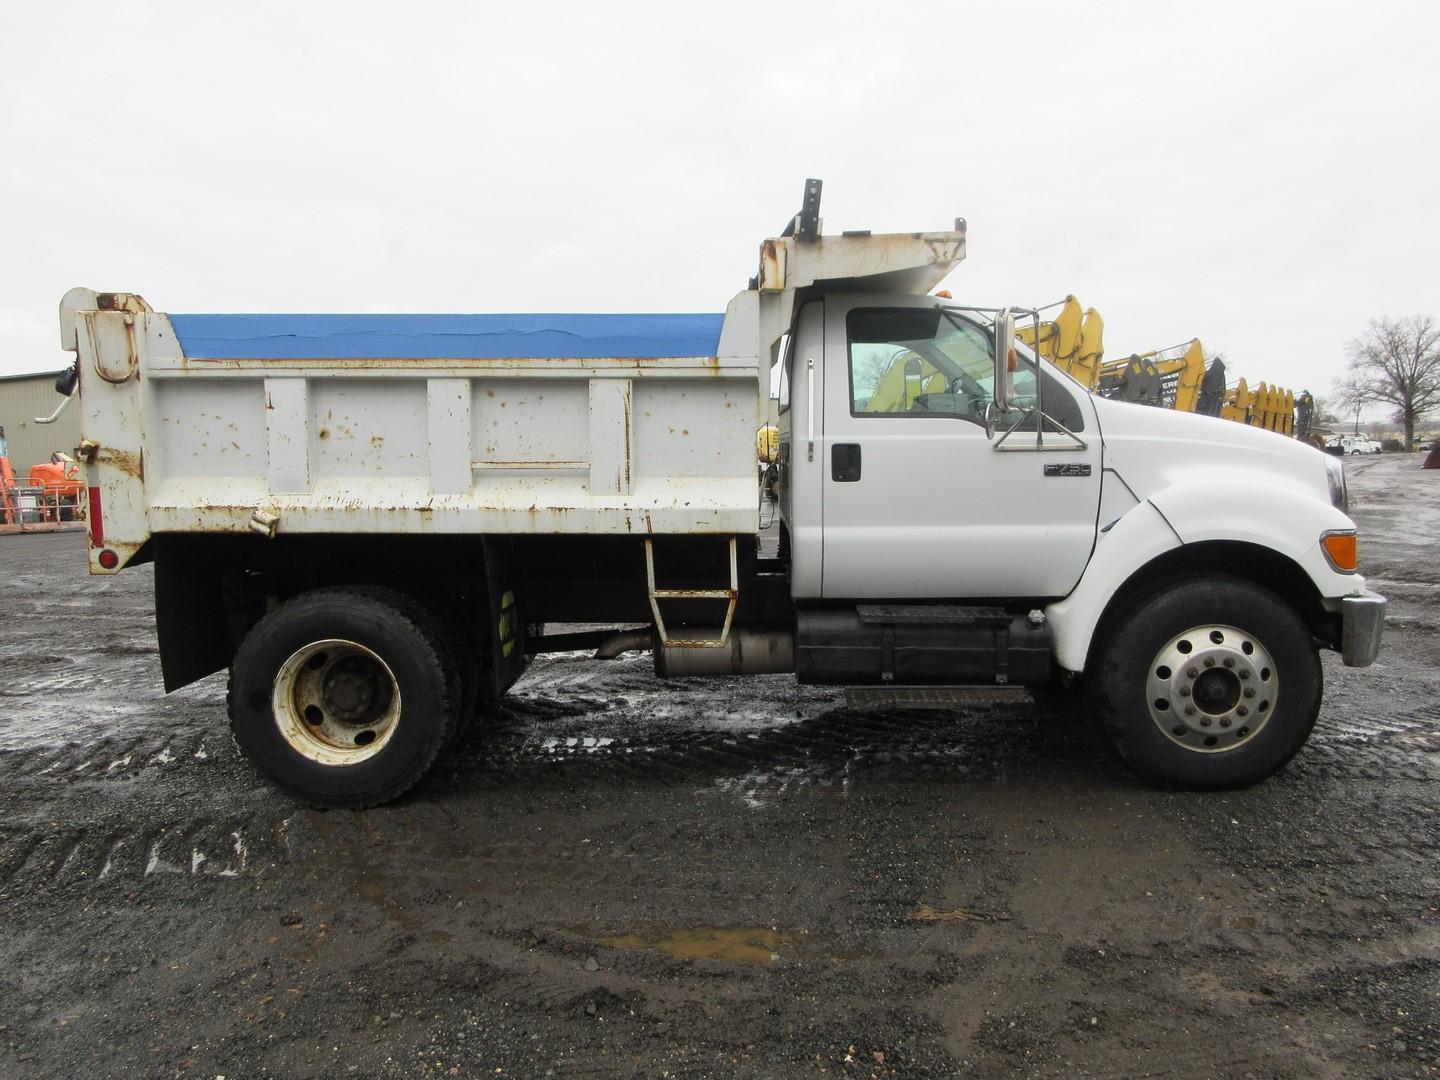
[1091,395,1334,508]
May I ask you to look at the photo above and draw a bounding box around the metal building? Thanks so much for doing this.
[0,371,81,474]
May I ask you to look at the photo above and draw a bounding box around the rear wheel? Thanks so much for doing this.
[228,587,454,808]
[1092,576,1321,789]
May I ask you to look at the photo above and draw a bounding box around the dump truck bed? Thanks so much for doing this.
[75,305,763,548]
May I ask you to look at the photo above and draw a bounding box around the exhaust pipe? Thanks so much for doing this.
[594,628,654,660]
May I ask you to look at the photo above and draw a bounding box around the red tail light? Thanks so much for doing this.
[88,486,104,545]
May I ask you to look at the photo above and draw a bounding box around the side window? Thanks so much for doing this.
[847,306,1085,432]
[847,308,994,424]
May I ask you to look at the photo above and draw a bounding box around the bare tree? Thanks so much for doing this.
[1334,316,1440,450]
[851,347,904,402]
[1309,395,1340,426]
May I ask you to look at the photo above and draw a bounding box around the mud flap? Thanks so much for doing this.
[154,535,230,692]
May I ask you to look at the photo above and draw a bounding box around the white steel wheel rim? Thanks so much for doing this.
[272,639,402,766]
[1144,624,1278,754]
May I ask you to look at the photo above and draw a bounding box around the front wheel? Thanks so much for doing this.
[228,587,455,808]
[1092,576,1321,789]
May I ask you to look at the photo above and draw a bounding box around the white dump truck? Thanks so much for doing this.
[56,180,1384,807]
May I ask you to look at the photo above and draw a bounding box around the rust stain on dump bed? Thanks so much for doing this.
[97,447,144,483]
[177,355,727,369]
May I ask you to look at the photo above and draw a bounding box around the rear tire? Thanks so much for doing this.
[1092,576,1321,789]
[228,587,454,808]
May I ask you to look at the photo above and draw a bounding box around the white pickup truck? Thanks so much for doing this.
[1328,434,1383,456]
[57,181,1385,807]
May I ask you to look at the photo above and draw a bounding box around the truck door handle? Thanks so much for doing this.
[806,358,815,461]
[832,443,862,482]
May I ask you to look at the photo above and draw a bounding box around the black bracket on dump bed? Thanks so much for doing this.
[778,178,823,242]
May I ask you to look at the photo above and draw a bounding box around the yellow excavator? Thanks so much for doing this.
[1017,295,1106,391]
[858,355,949,413]
[1017,294,1296,435]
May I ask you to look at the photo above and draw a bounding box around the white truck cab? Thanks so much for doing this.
[57,180,1385,807]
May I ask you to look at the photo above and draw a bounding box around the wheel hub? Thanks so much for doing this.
[1192,668,1241,714]
[323,659,384,722]
[1145,624,1278,753]
[272,639,402,766]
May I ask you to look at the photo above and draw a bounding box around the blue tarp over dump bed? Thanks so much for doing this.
[168,313,726,360]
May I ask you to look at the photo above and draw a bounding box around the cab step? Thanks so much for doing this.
[843,685,1033,711]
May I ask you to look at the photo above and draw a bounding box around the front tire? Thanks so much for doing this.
[1092,576,1321,789]
[228,587,454,808]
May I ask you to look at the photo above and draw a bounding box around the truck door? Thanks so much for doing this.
[779,300,827,596]
[819,297,1101,600]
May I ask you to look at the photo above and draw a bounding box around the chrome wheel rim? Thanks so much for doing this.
[1145,624,1277,753]
[273,639,401,765]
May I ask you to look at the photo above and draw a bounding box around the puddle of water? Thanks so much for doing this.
[537,736,616,752]
[356,877,389,901]
[600,925,805,963]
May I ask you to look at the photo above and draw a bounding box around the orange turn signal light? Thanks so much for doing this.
[1321,531,1357,573]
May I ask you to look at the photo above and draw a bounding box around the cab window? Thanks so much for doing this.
[849,308,992,422]
[847,307,1084,432]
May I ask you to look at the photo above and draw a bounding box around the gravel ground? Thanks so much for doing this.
[0,453,1436,1078]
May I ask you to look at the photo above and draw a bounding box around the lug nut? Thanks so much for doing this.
[1204,657,1216,668]
[1244,688,1256,698]
[1184,705,1196,716]
[1187,668,1199,679]
[1179,686,1191,697]
[1200,717,1212,727]
[1237,706,1249,717]
[1220,718,1231,728]
[1239,670,1251,680]
[1223,658,1235,668]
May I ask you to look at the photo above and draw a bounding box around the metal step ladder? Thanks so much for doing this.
[644,538,738,649]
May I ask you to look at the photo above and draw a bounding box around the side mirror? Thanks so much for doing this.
[982,400,1000,440]
[993,309,1017,411]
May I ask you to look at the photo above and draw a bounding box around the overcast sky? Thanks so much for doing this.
[3,1,1437,410]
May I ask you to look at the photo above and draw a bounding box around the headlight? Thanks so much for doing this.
[1325,456,1348,513]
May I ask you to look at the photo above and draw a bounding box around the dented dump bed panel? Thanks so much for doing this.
[73,302,762,570]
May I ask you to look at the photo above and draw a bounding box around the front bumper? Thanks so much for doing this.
[1340,591,1387,666]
